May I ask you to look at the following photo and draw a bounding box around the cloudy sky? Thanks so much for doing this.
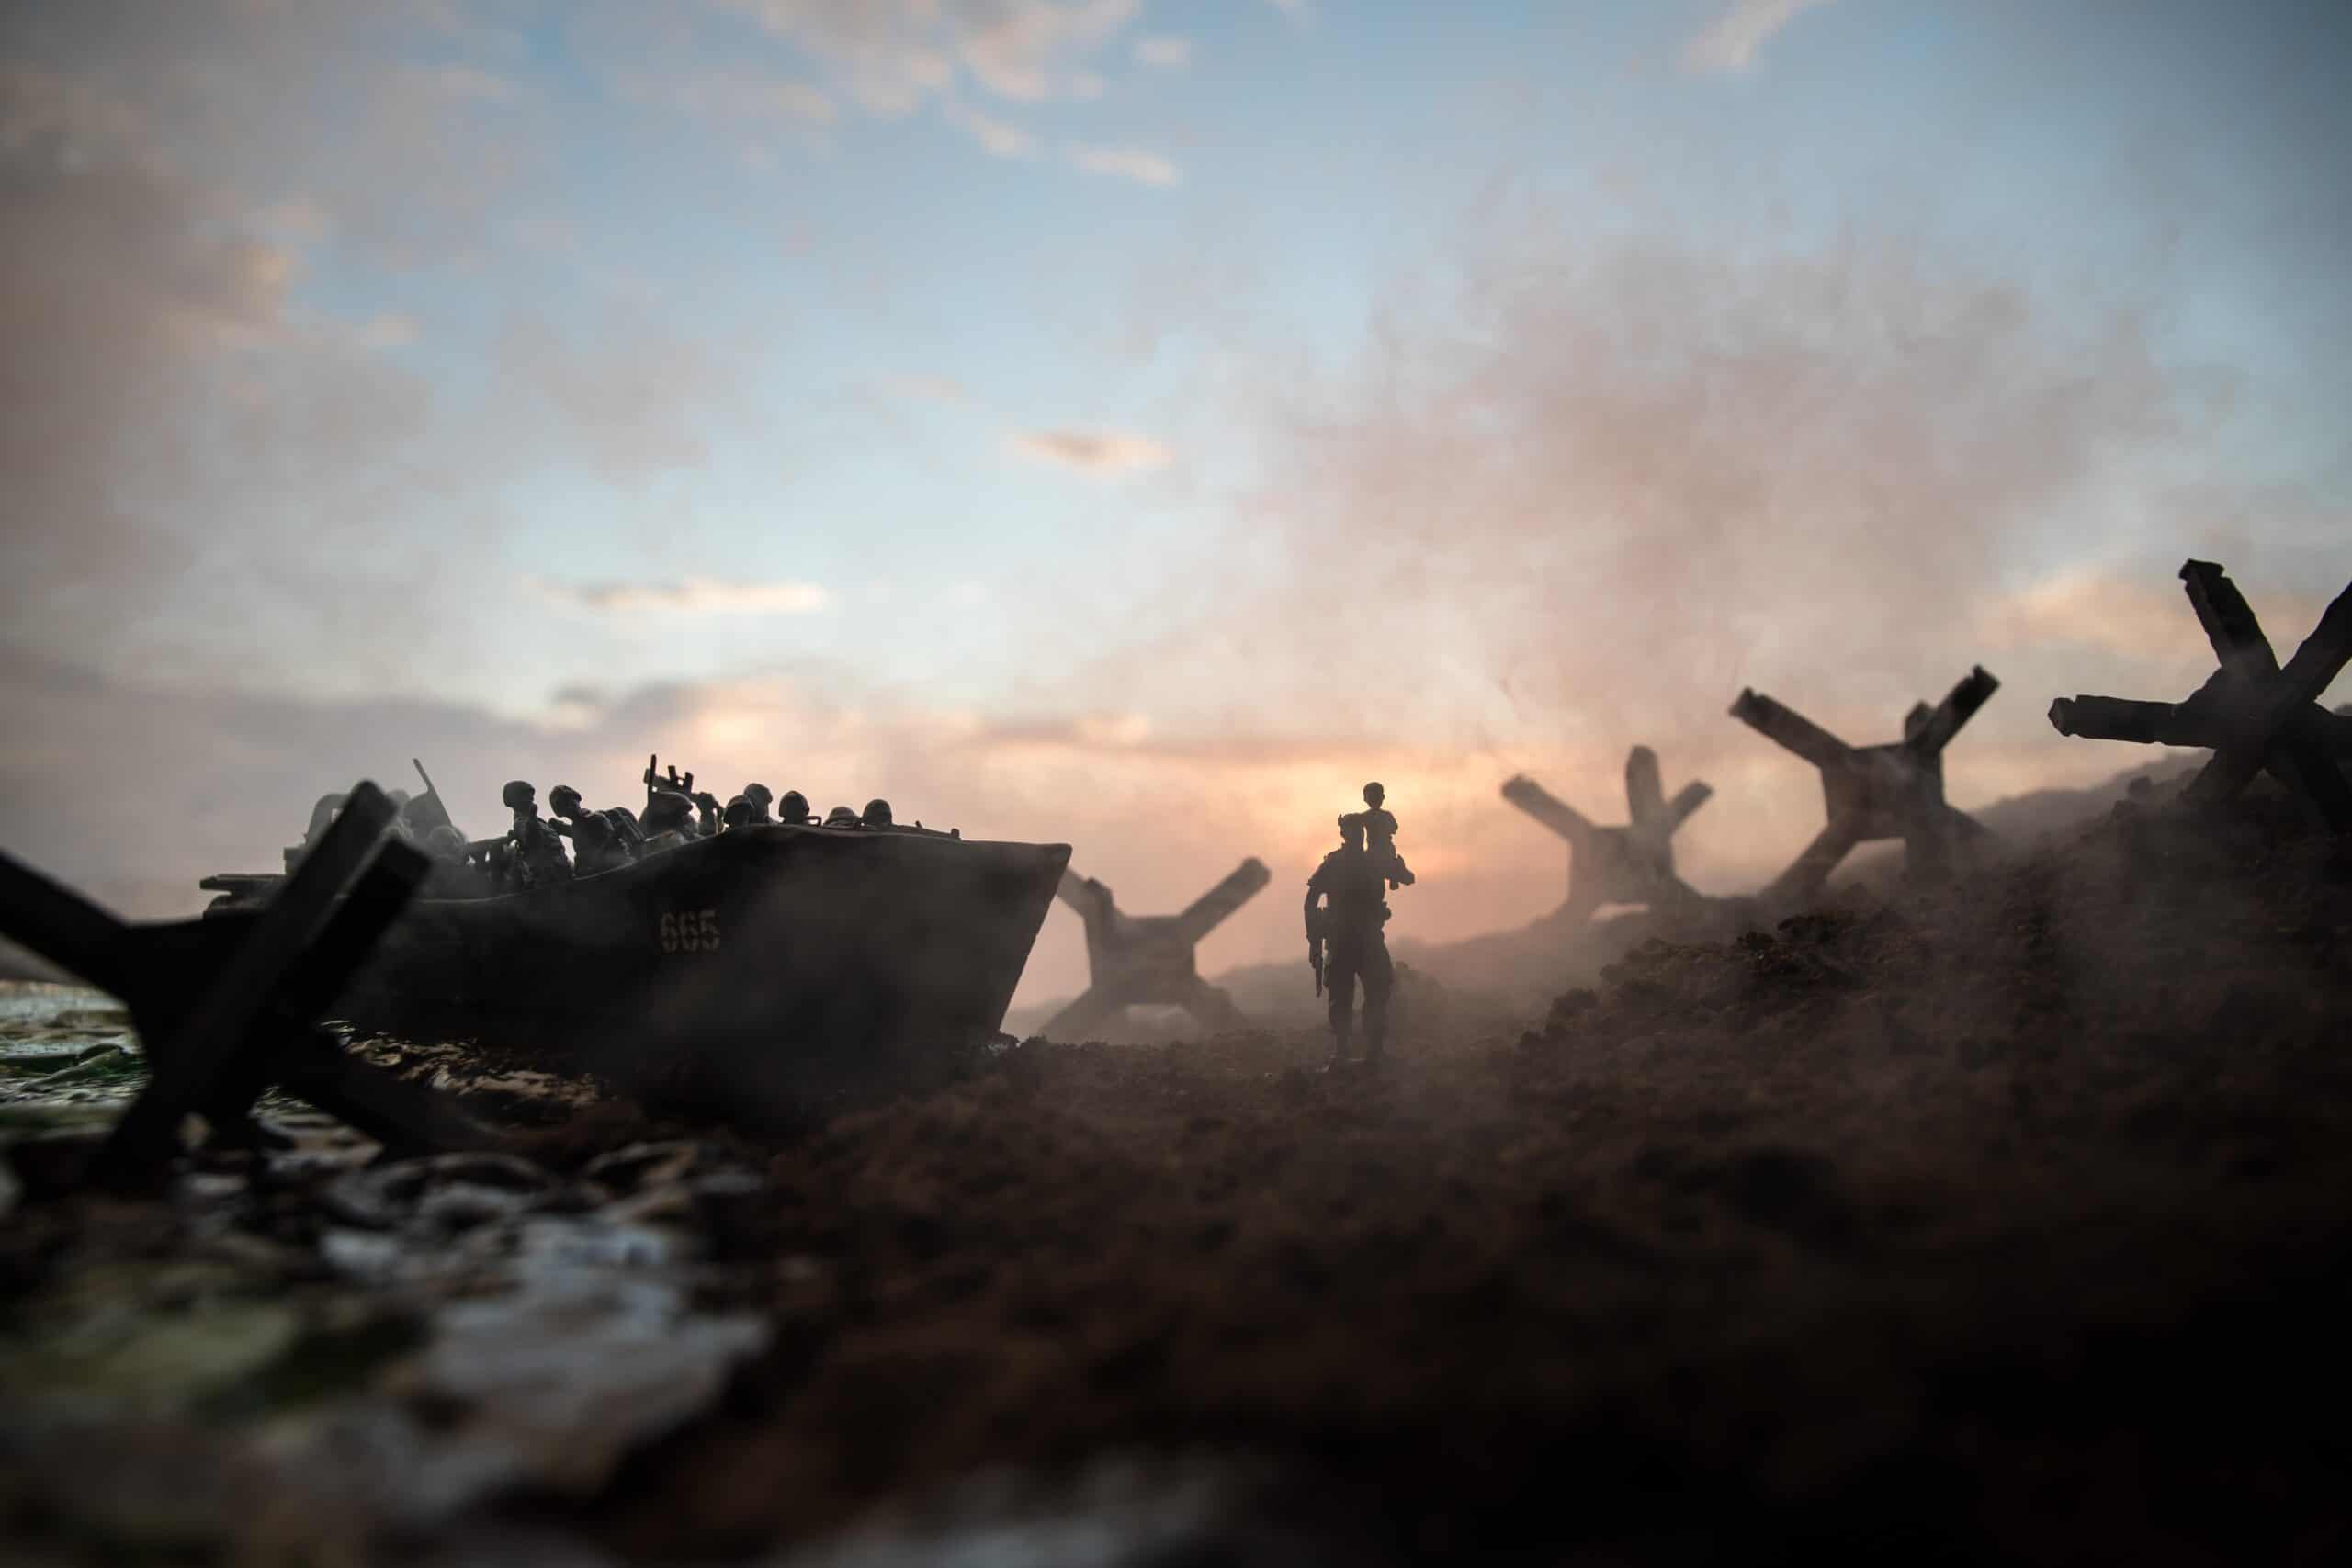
[3,0,2347,1006]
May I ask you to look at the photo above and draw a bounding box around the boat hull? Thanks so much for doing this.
[178,826,1070,1117]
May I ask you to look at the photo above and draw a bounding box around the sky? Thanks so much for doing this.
[2,0,2348,1009]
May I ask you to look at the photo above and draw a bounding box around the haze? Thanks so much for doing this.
[2,0,2346,1009]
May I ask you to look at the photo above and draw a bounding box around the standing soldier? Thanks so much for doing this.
[549,785,634,876]
[569,808,628,874]
[1305,812,1396,1069]
[501,781,574,890]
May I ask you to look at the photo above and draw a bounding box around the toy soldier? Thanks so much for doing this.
[862,797,894,829]
[1305,812,1395,1069]
[1360,782,1414,891]
[421,825,488,898]
[548,784,636,876]
[741,783,776,825]
[777,790,814,826]
[639,791,698,854]
[721,795,755,831]
[501,781,573,890]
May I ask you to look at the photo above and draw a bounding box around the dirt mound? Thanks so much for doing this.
[578,786,2352,1562]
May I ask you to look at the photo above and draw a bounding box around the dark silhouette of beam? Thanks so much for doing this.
[1044,859,1272,1040]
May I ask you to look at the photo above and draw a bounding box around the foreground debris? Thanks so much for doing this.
[2051,558,2352,830]
[1,1105,771,1562]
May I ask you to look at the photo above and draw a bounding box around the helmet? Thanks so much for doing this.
[824,805,860,828]
[742,783,774,809]
[780,790,811,824]
[502,780,536,811]
[861,797,894,829]
[549,784,582,816]
[722,795,753,829]
[1363,782,1385,808]
[642,791,694,830]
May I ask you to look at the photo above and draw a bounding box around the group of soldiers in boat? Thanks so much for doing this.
[292,756,932,899]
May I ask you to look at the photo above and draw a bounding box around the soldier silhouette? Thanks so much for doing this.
[1305,812,1396,1069]
[548,784,636,876]
[501,781,573,890]
[1360,781,1414,891]
[639,790,698,855]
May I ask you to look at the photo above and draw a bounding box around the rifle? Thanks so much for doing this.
[1306,907,1326,997]
[408,758,461,840]
[642,754,695,809]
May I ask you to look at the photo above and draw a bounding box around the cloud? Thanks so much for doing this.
[528,577,831,615]
[1069,142,1181,186]
[959,0,1138,101]
[349,312,420,351]
[0,62,150,161]
[490,310,752,481]
[1683,0,1839,75]
[0,32,767,690]
[1004,429,1171,474]
[942,98,1035,158]
[619,66,836,129]
[877,372,969,405]
[1134,36,1191,69]
[417,63,524,105]
[719,0,1141,112]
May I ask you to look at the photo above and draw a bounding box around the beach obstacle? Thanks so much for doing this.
[1501,747,1713,924]
[1733,667,2000,903]
[2049,560,2352,832]
[1044,859,1272,1041]
[0,780,494,1192]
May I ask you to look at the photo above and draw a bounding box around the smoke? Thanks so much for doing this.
[1163,227,2183,740]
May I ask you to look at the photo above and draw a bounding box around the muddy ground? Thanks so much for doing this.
[4,783,2350,1565]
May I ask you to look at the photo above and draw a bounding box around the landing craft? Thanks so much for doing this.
[196,780,1069,1119]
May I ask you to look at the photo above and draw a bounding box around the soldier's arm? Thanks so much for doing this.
[1302,869,1326,935]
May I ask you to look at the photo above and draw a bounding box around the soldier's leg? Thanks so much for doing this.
[1325,963,1356,1061]
[1361,939,1396,1063]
